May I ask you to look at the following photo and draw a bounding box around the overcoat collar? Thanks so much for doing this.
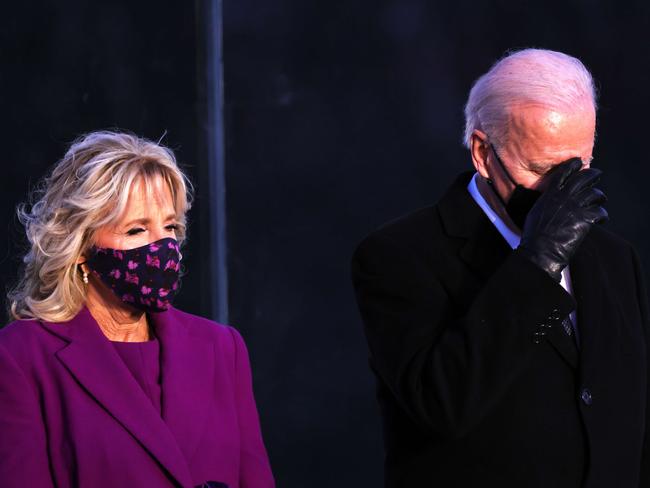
[437,171,612,372]
[41,305,215,488]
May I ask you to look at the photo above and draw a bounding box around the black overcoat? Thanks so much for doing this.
[352,172,650,487]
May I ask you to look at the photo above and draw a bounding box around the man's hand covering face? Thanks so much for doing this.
[518,158,609,281]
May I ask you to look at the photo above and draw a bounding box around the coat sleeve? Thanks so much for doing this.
[228,327,275,488]
[351,232,576,440]
[0,341,55,487]
[631,247,650,486]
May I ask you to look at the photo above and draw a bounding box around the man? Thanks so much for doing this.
[351,49,650,487]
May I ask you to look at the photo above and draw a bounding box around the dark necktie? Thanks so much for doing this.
[562,316,580,348]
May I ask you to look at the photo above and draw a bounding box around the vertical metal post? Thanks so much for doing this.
[198,0,228,323]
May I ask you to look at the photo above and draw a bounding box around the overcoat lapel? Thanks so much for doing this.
[438,172,513,282]
[455,197,579,369]
[153,308,215,465]
[438,172,581,369]
[567,234,610,378]
[42,305,214,488]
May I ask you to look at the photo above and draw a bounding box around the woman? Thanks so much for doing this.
[0,131,274,488]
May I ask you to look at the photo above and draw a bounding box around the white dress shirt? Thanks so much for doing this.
[467,173,578,335]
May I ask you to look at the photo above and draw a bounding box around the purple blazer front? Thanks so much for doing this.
[0,305,275,488]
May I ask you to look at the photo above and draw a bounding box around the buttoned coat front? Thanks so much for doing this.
[0,305,274,488]
[352,172,650,488]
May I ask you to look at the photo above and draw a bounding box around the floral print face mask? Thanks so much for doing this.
[85,237,182,313]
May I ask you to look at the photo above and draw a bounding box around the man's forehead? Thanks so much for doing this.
[508,104,596,140]
[506,104,595,168]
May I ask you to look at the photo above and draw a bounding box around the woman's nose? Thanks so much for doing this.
[150,226,174,242]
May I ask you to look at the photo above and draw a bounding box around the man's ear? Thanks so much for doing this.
[470,130,491,179]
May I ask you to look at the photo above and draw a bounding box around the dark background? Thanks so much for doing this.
[2,1,649,486]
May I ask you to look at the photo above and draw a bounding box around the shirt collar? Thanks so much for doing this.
[467,172,521,250]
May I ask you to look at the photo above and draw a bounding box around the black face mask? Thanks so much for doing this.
[486,144,542,229]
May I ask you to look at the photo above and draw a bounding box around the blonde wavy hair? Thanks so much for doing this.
[7,130,193,323]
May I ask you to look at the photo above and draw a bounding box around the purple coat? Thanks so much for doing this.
[0,305,274,488]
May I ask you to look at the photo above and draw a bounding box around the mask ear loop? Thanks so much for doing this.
[489,144,520,187]
[485,143,517,207]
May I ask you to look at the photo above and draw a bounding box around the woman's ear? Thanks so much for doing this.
[470,130,491,179]
[75,253,89,276]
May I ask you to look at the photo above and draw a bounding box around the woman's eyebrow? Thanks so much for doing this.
[122,218,148,227]
[122,214,177,227]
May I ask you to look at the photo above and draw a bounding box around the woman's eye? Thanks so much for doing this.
[126,225,177,236]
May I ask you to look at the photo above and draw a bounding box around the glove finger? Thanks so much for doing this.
[577,187,607,207]
[546,158,584,190]
[582,205,609,225]
[562,167,603,195]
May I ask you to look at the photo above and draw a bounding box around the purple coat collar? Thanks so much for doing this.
[41,305,214,488]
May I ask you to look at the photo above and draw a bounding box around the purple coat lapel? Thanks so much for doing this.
[155,307,215,466]
[41,306,214,488]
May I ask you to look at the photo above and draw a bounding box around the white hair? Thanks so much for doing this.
[463,48,597,148]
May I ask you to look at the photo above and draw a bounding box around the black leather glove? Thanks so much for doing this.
[518,158,609,282]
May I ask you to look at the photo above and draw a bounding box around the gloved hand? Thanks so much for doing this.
[517,158,608,282]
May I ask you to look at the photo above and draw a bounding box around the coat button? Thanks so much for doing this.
[580,388,593,405]
[547,308,560,321]
[532,331,545,344]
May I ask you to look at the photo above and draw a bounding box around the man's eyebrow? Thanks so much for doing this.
[528,160,555,174]
[529,156,592,174]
